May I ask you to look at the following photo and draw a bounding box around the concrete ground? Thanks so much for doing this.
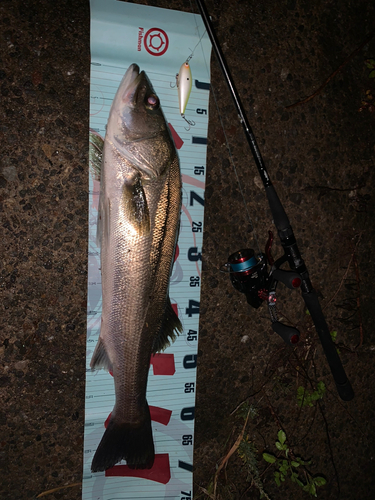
[1,0,374,499]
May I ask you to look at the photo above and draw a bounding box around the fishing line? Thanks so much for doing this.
[189,1,261,257]
[185,28,207,63]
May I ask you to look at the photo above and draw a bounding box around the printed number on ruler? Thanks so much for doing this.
[194,165,205,175]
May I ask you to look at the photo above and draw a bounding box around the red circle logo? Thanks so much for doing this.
[144,28,169,56]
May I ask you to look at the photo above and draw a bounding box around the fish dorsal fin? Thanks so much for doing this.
[123,177,150,236]
[152,296,183,353]
[90,337,113,373]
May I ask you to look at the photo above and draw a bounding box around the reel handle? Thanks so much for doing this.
[272,322,300,345]
[272,269,301,290]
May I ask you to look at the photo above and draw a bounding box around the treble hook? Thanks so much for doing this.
[170,75,177,89]
[182,114,195,131]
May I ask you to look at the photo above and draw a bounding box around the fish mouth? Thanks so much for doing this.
[120,64,147,106]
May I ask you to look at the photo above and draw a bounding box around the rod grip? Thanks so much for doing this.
[302,290,354,401]
[265,185,290,231]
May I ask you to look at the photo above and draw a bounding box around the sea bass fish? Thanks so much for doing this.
[90,64,182,472]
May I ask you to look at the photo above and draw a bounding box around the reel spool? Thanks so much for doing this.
[227,249,268,309]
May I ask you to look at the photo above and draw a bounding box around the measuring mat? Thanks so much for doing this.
[83,1,211,498]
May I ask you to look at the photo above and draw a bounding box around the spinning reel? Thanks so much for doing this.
[227,232,301,345]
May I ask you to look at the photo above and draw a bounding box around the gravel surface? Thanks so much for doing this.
[1,1,374,499]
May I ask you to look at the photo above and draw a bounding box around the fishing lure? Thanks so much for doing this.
[173,29,208,129]
[175,60,195,129]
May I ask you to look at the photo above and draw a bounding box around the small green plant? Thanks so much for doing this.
[235,401,258,421]
[238,435,271,500]
[330,330,340,353]
[297,381,326,408]
[366,59,375,78]
[234,402,271,499]
[359,59,375,112]
[330,330,337,342]
[201,402,267,500]
[263,430,326,497]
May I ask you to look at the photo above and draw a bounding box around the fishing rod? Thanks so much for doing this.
[195,0,354,401]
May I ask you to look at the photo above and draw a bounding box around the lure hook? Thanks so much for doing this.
[182,114,195,131]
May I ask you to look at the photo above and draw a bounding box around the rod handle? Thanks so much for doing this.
[302,290,354,401]
[265,185,290,231]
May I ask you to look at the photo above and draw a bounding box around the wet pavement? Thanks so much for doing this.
[1,0,374,499]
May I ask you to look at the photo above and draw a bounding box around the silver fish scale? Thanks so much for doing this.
[100,149,181,426]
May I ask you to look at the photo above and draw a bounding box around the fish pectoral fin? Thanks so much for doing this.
[90,337,113,373]
[152,296,183,353]
[89,131,104,182]
[123,177,150,235]
[97,195,111,250]
[96,196,103,249]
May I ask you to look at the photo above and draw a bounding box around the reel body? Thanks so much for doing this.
[227,238,301,345]
[228,249,268,309]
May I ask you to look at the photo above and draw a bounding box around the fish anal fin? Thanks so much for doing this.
[122,177,150,236]
[152,296,182,354]
[90,337,113,373]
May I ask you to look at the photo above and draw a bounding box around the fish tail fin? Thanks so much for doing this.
[91,405,154,472]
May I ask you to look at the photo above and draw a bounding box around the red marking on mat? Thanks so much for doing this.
[105,453,171,484]
[91,179,100,210]
[144,28,169,57]
[168,123,184,149]
[174,243,179,262]
[104,413,111,429]
[150,406,172,425]
[150,353,175,375]
[181,174,205,190]
[171,303,178,317]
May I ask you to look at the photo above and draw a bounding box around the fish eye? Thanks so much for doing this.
[145,94,159,110]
